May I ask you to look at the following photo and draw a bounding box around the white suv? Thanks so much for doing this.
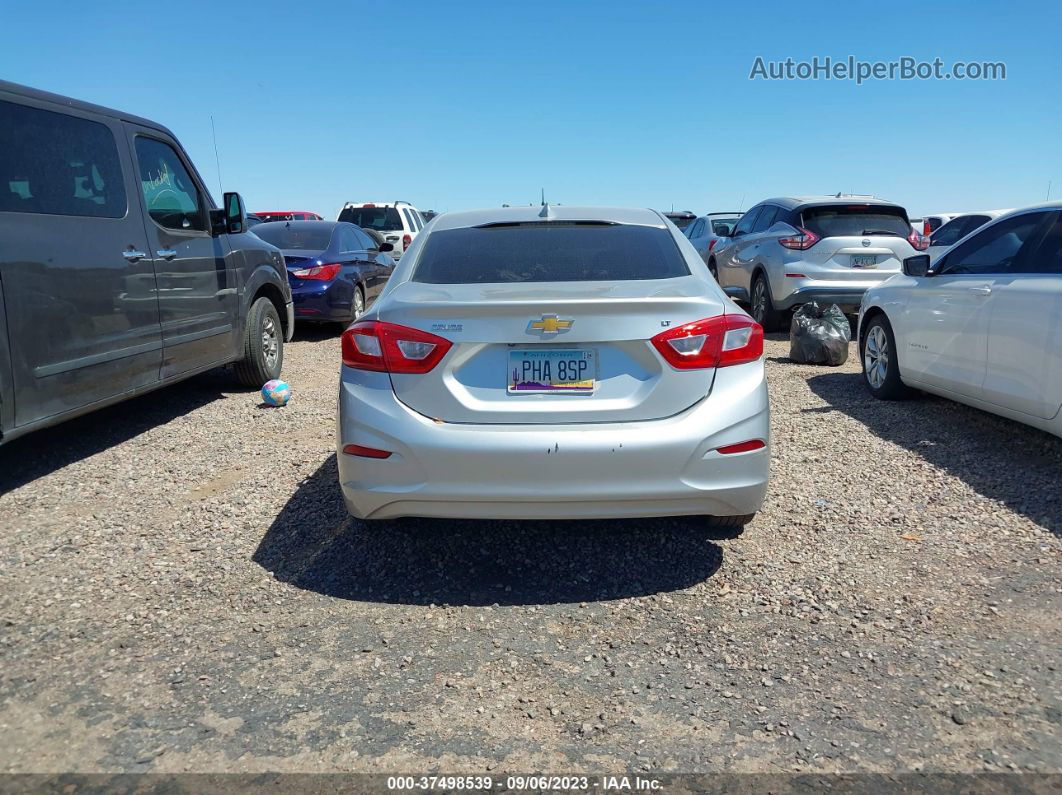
[337,201,427,259]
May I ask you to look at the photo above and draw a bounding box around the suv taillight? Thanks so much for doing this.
[922,220,932,237]
[341,321,452,374]
[907,230,930,251]
[778,226,820,250]
[402,233,412,249]
[650,314,763,370]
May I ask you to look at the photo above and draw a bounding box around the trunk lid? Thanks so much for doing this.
[380,278,728,424]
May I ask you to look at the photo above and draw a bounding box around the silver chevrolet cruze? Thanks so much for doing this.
[336,205,770,524]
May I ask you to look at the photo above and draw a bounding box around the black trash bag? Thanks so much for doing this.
[788,302,850,366]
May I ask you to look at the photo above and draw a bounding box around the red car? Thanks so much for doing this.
[255,211,323,222]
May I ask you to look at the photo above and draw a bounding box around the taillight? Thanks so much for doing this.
[402,233,412,249]
[363,203,376,208]
[778,226,820,250]
[292,263,341,281]
[922,220,932,237]
[341,320,452,374]
[907,230,930,251]
[708,239,718,252]
[650,314,763,370]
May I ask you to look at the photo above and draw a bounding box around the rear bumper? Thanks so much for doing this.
[337,361,770,520]
[291,281,353,322]
[774,285,869,312]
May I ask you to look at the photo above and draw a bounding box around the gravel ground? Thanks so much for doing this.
[1,328,1060,775]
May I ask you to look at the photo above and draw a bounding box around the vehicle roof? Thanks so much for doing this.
[341,201,417,208]
[663,210,696,217]
[760,196,902,210]
[257,210,319,215]
[256,220,341,229]
[0,78,177,139]
[703,212,743,217]
[941,208,1015,219]
[429,205,668,232]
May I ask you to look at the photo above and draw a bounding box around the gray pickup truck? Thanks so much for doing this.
[0,80,294,445]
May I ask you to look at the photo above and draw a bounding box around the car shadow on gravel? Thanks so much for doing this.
[254,454,729,606]
[807,372,1062,536]
[0,369,232,494]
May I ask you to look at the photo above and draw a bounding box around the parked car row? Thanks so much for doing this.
[683,195,929,330]
[676,194,1062,438]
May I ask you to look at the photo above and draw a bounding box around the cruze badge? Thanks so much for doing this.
[527,314,574,335]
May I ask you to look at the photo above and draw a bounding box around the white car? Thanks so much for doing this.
[336,205,769,522]
[338,200,427,259]
[858,202,1062,438]
[926,209,1013,261]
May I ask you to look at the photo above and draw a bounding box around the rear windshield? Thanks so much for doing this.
[253,222,334,250]
[338,206,403,231]
[800,205,911,238]
[412,223,690,284]
[664,213,696,230]
[710,217,740,236]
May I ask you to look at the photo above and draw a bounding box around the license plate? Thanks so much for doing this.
[508,349,595,394]
[851,255,877,268]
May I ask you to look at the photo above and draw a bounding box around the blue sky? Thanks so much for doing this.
[3,0,1059,218]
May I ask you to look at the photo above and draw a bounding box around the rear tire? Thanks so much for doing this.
[350,285,365,322]
[750,273,784,332]
[707,258,718,280]
[709,513,756,529]
[861,314,909,400]
[234,297,284,387]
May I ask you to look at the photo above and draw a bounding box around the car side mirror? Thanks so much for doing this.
[378,242,394,253]
[223,191,246,234]
[902,255,931,277]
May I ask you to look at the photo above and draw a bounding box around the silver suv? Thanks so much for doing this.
[710,195,928,330]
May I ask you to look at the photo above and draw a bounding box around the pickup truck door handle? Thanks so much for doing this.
[156,249,178,260]
[968,286,992,296]
[122,249,148,262]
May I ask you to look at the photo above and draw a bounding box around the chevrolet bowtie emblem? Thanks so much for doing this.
[528,314,574,335]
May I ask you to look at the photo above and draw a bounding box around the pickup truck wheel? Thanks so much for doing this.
[861,315,909,400]
[751,273,784,332]
[234,297,284,387]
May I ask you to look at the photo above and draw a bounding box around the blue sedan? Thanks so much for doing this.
[253,220,396,325]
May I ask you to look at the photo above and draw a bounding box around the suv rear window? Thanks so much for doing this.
[413,223,691,284]
[800,205,911,239]
[338,206,403,231]
[664,213,696,230]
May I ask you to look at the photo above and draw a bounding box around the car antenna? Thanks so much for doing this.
[210,115,224,198]
[539,188,553,218]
